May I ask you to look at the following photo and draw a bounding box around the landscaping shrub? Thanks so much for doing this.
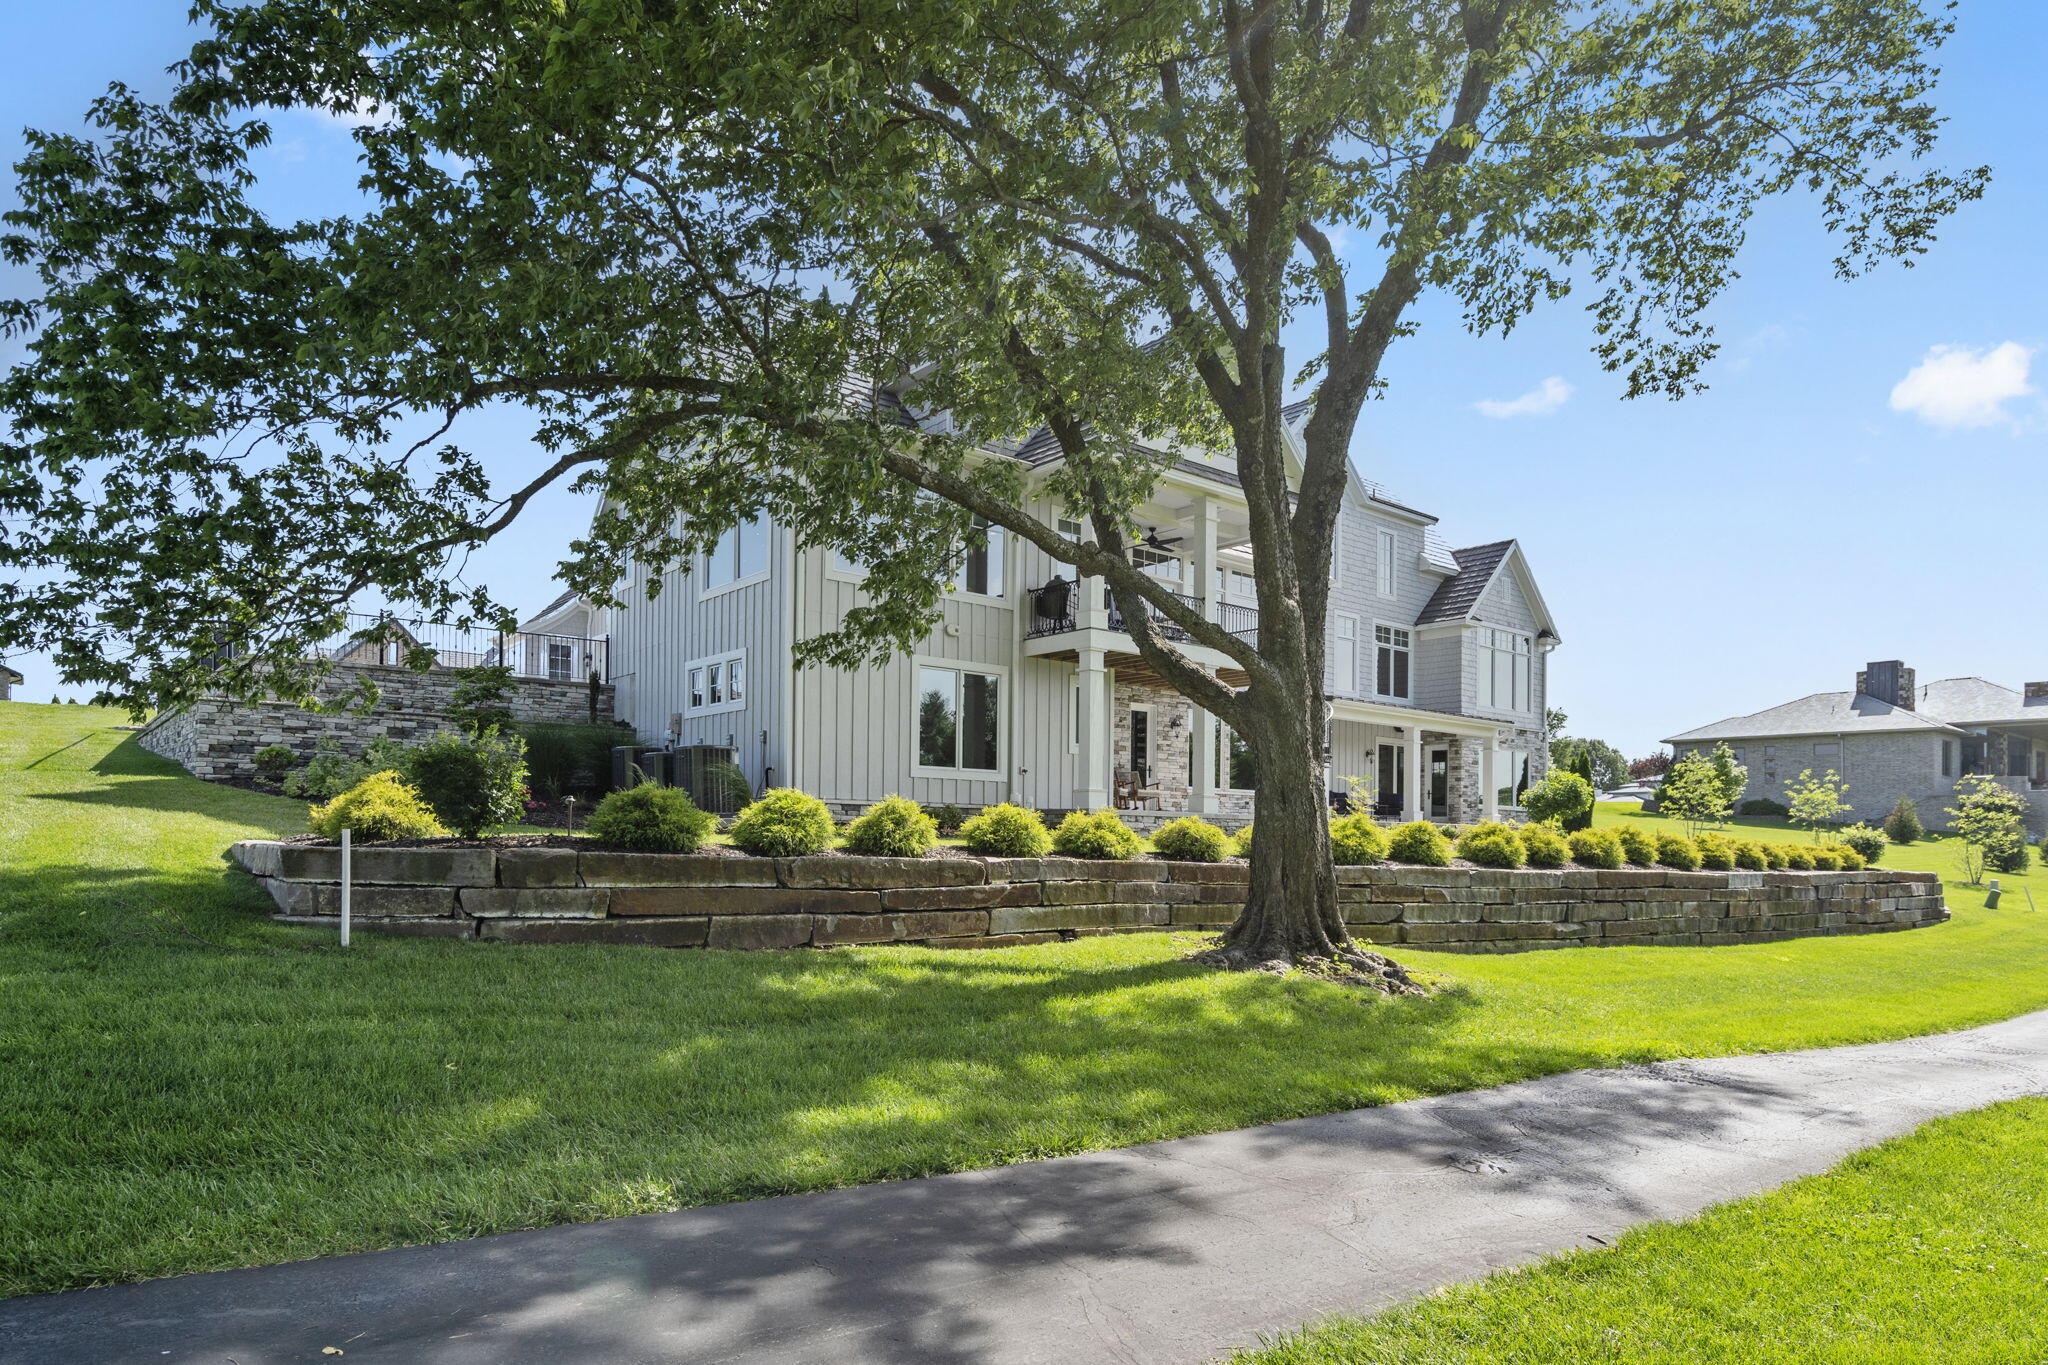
[1884,795,1925,845]
[1738,797,1791,818]
[1832,845,1868,871]
[1456,821,1526,869]
[922,803,968,836]
[958,803,1053,857]
[1049,809,1144,861]
[1839,823,1889,865]
[308,771,447,841]
[1785,847,1816,871]
[1328,813,1390,864]
[518,721,625,799]
[1616,827,1659,866]
[842,796,940,857]
[1990,839,2033,874]
[1521,771,1595,829]
[1232,824,1255,857]
[1693,831,1737,871]
[1519,822,1571,869]
[405,728,529,837]
[1733,840,1769,871]
[282,737,370,801]
[1809,847,1844,871]
[447,663,518,735]
[1761,843,1790,869]
[252,744,296,781]
[584,782,716,852]
[1151,816,1233,863]
[1386,821,1452,867]
[1656,834,1702,870]
[727,788,836,857]
[1567,828,1624,869]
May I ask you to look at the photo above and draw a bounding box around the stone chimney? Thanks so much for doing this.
[2026,681,2048,707]
[1859,660,1916,709]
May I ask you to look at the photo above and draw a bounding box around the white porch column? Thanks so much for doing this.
[1482,733,1501,822]
[1077,647,1111,811]
[1193,496,1221,623]
[1405,727,1426,822]
[1191,708,1218,817]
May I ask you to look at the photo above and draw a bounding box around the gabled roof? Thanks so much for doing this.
[1416,540,1515,624]
[1664,691,1966,745]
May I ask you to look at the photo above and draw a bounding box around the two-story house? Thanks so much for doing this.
[596,404,1558,826]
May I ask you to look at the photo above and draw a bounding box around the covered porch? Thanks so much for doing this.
[1327,698,1518,825]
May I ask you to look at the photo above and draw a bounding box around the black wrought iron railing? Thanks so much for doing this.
[1107,587,1205,642]
[1025,582,1261,648]
[315,612,608,682]
[1025,581,1078,639]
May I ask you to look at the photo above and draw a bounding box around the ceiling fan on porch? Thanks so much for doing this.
[1138,527,1182,553]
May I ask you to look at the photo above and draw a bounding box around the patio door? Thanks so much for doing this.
[1376,743,1406,817]
[1429,747,1450,820]
[1128,706,1153,786]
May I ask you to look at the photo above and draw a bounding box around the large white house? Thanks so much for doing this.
[593,404,1559,826]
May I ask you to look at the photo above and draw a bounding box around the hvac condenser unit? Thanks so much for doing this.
[672,744,743,814]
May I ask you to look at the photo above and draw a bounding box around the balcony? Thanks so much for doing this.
[1026,581,1258,649]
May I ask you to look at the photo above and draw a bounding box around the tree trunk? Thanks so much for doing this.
[1204,684,1420,993]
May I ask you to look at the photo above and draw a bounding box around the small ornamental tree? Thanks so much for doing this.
[1521,770,1594,829]
[1630,754,1674,782]
[1884,795,1925,845]
[1947,775,2030,885]
[1705,743,1749,821]
[1786,769,1852,843]
[447,665,520,738]
[1658,751,1734,837]
[0,0,1983,981]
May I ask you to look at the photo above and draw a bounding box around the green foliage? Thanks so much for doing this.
[518,722,626,799]
[1738,798,1791,818]
[1049,810,1144,861]
[447,664,518,736]
[1809,847,1844,871]
[1838,824,1889,864]
[1732,840,1769,871]
[1327,813,1390,865]
[1659,750,1735,836]
[1567,828,1625,869]
[727,788,836,858]
[1521,770,1595,829]
[842,796,940,858]
[252,744,295,780]
[1761,843,1790,870]
[1884,795,1925,845]
[923,803,968,836]
[404,729,528,837]
[957,803,1053,858]
[307,771,447,841]
[1457,822,1527,869]
[1232,824,1255,858]
[1617,827,1660,867]
[1151,816,1232,863]
[1385,822,1452,868]
[1518,822,1571,869]
[1990,840,2033,875]
[1705,742,1749,813]
[698,761,755,814]
[1693,831,1737,871]
[1785,847,1816,871]
[1656,834,1702,871]
[281,737,370,801]
[1786,769,1852,840]
[1550,735,1629,795]
[584,782,716,853]
[1948,775,2031,884]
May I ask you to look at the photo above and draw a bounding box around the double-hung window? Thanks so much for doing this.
[545,641,575,682]
[961,517,1006,597]
[685,650,746,715]
[1478,628,1532,712]
[917,665,1001,773]
[704,517,770,591]
[1374,624,1412,699]
[1332,615,1359,694]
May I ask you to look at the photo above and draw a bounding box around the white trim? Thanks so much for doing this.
[698,517,773,601]
[823,544,868,585]
[1376,528,1397,600]
[1332,612,1360,697]
[1371,620,1413,701]
[683,648,748,717]
[910,656,1010,781]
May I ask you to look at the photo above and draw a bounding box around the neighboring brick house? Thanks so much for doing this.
[1665,660,2048,835]
[601,401,1560,826]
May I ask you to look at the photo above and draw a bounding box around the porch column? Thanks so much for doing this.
[1482,732,1501,822]
[1194,496,1221,623]
[1406,727,1426,822]
[1077,647,1111,811]
[1191,707,1218,816]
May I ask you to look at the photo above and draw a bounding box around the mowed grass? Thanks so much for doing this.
[6,702,2048,1297]
[1236,1098,2048,1364]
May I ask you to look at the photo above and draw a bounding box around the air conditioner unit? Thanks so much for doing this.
[611,745,671,791]
[673,744,744,814]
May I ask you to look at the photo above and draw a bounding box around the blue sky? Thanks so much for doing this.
[3,3,2042,759]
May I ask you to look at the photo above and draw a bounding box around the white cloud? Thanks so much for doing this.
[300,95,396,130]
[1474,376,1573,419]
[1888,342,2035,430]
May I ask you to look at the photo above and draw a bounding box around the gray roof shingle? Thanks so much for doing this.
[1664,691,1964,744]
[1416,540,1515,625]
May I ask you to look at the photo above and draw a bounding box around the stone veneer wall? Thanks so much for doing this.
[138,664,615,782]
[228,842,1949,955]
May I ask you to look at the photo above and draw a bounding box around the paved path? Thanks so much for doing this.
[10,1009,2048,1365]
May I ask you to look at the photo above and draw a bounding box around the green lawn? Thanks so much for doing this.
[1236,1097,2048,1364]
[5,702,2048,1298]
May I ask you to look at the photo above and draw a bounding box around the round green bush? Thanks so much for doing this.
[253,743,297,780]
[405,728,530,837]
[1231,823,1255,858]
[585,782,717,852]
[1732,840,1769,871]
[1519,822,1571,869]
[1456,821,1526,869]
[1617,827,1659,866]
[1328,813,1390,865]
[1049,809,1144,861]
[308,771,448,841]
[1152,816,1232,863]
[1693,831,1737,871]
[728,788,836,857]
[1884,796,1924,845]
[1386,821,1452,867]
[1738,797,1791,818]
[1655,834,1702,870]
[958,803,1052,857]
[1832,845,1867,871]
[1567,828,1624,869]
[1761,843,1790,869]
[1784,847,1816,871]
[841,795,940,857]
[1809,846,1844,871]
[1838,823,1888,865]
[1521,771,1594,827]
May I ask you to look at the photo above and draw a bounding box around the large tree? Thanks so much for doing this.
[1,0,1982,978]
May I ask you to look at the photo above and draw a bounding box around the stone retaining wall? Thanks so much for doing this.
[226,842,1950,954]
[140,664,616,782]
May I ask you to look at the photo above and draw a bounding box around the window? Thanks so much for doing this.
[1497,750,1531,807]
[684,650,746,715]
[828,547,865,578]
[1129,706,1153,783]
[1132,542,1181,583]
[1332,615,1358,694]
[704,516,770,591]
[1214,724,1254,790]
[961,517,1005,597]
[917,665,1000,772]
[1215,567,1256,599]
[1374,624,1412,699]
[545,641,575,682]
[1331,521,1342,586]
[1942,740,1953,777]
[1813,742,1840,757]
[1477,628,1532,712]
[1377,529,1397,599]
